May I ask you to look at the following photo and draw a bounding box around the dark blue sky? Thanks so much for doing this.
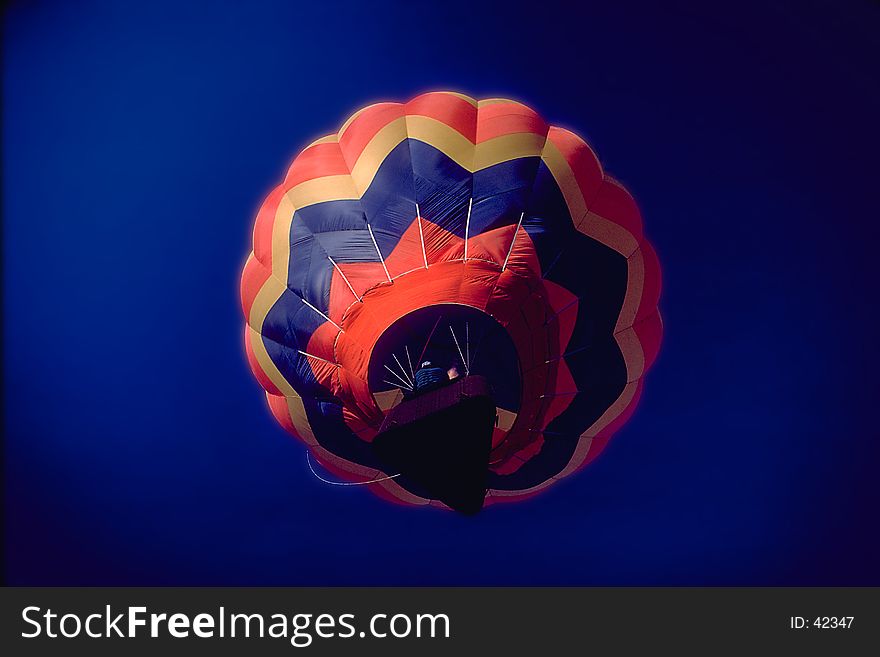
[4,0,879,585]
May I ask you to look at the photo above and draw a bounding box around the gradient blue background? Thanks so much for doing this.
[4,0,879,585]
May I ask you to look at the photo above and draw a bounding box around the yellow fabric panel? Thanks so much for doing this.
[615,327,646,382]
[540,138,588,220]
[350,117,410,194]
[312,444,382,479]
[487,477,555,498]
[576,209,640,257]
[496,408,517,432]
[271,194,297,283]
[555,381,640,479]
[473,132,546,170]
[615,247,646,333]
[307,134,338,147]
[246,324,295,397]
[405,115,476,169]
[477,97,521,108]
[283,393,317,446]
[442,91,478,106]
[247,270,288,332]
[373,388,403,412]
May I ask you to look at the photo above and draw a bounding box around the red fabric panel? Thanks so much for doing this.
[422,221,465,263]
[383,218,428,278]
[303,355,336,389]
[547,357,578,396]
[464,223,515,267]
[283,142,348,186]
[335,367,382,428]
[632,311,663,373]
[511,436,544,465]
[252,184,285,266]
[591,177,644,243]
[311,450,373,484]
[541,279,578,361]
[522,291,549,364]
[240,255,270,318]
[542,276,578,314]
[491,426,509,449]
[341,405,378,442]
[334,261,388,299]
[305,321,338,363]
[405,92,477,141]
[547,126,604,205]
[368,481,421,507]
[266,392,296,435]
[497,228,542,278]
[539,362,578,431]
[338,103,405,166]
[476,101,548,143]
[327,267,357,324]
[484,270,534,332]
[492,454,527,475]
[635,241,662,323]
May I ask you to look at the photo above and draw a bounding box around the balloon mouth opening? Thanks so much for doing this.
[366,303,522,412]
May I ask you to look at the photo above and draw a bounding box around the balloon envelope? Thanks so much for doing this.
[241,92,662,508]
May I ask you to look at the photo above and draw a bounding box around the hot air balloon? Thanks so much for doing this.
[240,92,662,513]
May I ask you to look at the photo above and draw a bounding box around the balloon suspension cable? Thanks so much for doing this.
[392,353,414,388]
[418,315,443,365]
[383,364,413,390]
[404,345,415,380]
[466,321,470,373]
[449,325,469,376]
[383,379,412,392]
[307,452,400,486]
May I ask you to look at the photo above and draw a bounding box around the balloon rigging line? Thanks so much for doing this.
[383,379,412,392]
[327,255,362,302]
[415,203,429,269]
[296,349,338,366]
[301,297,342,332]
[449,325,469,376]
[466,321,470,373]
[404,345,415,380]
[541,249,564,280]
[366,223,392,282]
[307,452,401,486]
[383,364,412,389]
[418,315,443,365]
[392,353,414,387]
[502,211,525,271]
[463,198,473,261]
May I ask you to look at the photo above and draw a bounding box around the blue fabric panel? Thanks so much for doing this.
[359,141,417,257]
[305,399,387,471]
[262,287,325,351]
[408,140,472,237]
